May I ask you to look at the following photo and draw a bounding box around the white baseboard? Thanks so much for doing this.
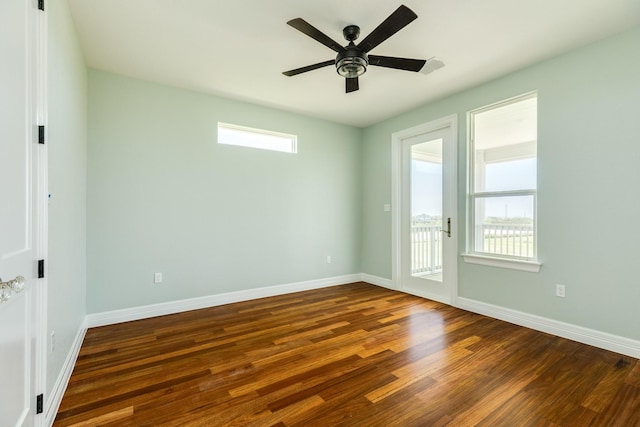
[360,276,640,359]
[360,273,395,290]
[457,297,640,359]
[45,319,88,427]
[86,274,362,328]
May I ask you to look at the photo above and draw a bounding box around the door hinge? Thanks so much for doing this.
[38,125,45,144]
[38,259,45,278]
[38,0,44,11]
[36,394,43,414]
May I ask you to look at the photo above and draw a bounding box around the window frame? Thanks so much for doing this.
[464,92,541,272]
[217,122,297,154]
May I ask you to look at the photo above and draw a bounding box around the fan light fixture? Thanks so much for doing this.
[336,55,368,78]
[335,26,368,78]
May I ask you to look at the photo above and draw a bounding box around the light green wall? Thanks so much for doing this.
[47,0,87,395]
[361,27,640,340]
[86,71,362,313]
[48,9,640,377]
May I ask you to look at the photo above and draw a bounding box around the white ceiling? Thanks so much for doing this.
[68,0,640,128]
[474,96,537,150]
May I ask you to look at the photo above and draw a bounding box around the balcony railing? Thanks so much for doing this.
[479,223,534,258]
[411,224,442,275]
[411,222,534,275]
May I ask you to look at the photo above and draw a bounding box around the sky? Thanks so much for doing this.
[411,158,536,219]
[411,160,442,217]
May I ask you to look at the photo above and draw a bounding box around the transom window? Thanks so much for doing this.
[468,93,537,261]
[217,122,297,154]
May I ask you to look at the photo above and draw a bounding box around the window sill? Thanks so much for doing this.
[461,253,542,273]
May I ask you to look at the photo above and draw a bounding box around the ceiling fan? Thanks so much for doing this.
[282,5,426,93]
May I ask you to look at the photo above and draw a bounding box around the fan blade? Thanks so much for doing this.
[368,55,426,72]
[287,18,346,53]
[357,5,418,53]
[346,77,359,93]
[283,60,335,77]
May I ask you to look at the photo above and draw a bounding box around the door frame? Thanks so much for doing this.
[391,114,458,305]
[32,0,48,425]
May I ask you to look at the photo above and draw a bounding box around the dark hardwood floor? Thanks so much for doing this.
[55,282,640,426]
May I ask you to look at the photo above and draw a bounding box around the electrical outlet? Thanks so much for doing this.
[51,331,55,353]
[154,272,163,283]
[555,284,566,298]
[326,256,332,264]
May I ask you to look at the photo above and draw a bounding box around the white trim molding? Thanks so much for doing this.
[34,1,49,426]
[45,321,87,427]
[86,274,361,328]
[462,253,542,273]
[360,273,395,290]
[457,297,640,359]
[391,114,459,305]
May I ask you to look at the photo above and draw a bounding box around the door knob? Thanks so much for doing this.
[440,217,451,237]
[0,275,25,303]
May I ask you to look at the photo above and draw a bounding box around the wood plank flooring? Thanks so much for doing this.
[55,282,640,426]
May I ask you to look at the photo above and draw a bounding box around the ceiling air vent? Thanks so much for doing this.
[420,57,445,75]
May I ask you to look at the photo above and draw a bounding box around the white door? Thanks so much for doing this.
[1,1,44,426]
[392,115,457,304]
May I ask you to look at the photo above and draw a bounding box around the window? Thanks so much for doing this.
[217,122,297,153]
[467,93,538,267]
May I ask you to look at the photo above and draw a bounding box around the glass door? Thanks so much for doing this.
[409,136,444,282]
[395,118,457,304]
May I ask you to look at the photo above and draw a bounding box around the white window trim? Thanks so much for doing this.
[462,253,542,272]
[467,92,540,269]
[217,122,297,153]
